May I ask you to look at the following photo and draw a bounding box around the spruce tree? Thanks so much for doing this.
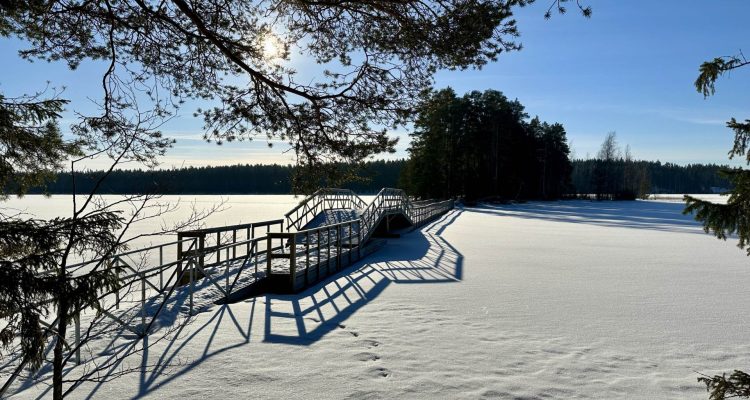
[683,55,750,399]
[0,93,128,399]
[403,88,572,201]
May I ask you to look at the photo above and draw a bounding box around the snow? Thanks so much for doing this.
[8,199,750,399]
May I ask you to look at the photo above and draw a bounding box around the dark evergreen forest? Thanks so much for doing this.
[29,160,405,195]
[27,157,730,197]
[27,127,730,199]
[399,89,732,200]
[571,160,732,197]
[400,89,573,200]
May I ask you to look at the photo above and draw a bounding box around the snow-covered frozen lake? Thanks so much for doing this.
[7,196,750,399]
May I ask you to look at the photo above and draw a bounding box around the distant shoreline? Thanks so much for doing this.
[18,159,732,198]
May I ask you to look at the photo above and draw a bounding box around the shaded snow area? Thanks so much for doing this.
[10,200,750,399]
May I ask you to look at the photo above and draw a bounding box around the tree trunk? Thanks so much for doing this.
[53,278,68,399]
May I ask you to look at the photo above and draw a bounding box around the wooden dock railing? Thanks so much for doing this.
[176,219,283,273]
[358,188,454,243]
[284,188,367,231]
[266,219,361,290]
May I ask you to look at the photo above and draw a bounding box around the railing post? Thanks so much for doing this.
[348,220,353,265]
[216,231,221,263]
[251,241,258,277]
[177,235,183,259]
[327,227,331,271]
[253,240,259,277]
[159,245,164,292]
[141,272,146,335]
[198,234,205,274]
[251,227,253,255]
[189,259,194,316]
[233,229,237,259]
[176,236,184,289]
[316,229,321,281]
[289,233,297,289]
[225,256,230,294]
[337,224,342,270]
[357,220,362,259]
[305,231,310,286]
[266,236,273,276]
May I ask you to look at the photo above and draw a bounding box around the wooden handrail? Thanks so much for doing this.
[284,188,367,231]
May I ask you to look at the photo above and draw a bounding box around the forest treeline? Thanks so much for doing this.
[569,132,731,199]
[29,152,731,197]
[398,89,731,200]
[571,159,731,197]
[27,89,731,198]
[400,89,573,200]
[31,155,730,197]
[29,160,404,195]
[30,152,730,199]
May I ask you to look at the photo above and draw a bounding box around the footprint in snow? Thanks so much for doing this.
[368,366,391,378]
[357,339,381,349]
[354,352,381,362]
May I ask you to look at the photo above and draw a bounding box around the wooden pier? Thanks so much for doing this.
[266,188,453,292]
[0,188,453,395]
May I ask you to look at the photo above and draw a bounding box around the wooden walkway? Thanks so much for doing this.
[86,188,450,317]
[269,188,453,292]
[1,188,453,395]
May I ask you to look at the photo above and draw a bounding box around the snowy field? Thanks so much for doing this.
[8,198,750,399]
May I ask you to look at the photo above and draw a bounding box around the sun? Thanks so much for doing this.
[261,34,284,62]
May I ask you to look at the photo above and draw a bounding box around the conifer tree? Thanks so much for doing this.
[683,53,750,399]
[0,88,191,399]
[0,92,128,398]
[403,89,572,201]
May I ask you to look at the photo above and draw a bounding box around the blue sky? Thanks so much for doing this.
[435,0,750,165]
[2,0,749,168]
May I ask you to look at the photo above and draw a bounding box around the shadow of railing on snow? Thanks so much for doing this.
[27,208,463,399]
[263,209,463,345]
[468,200,704,234]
